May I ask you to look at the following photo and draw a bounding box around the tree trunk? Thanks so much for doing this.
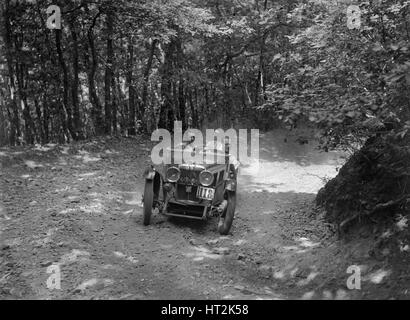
[86,10,104,135]
[112,74,118,135]
[41,94,50,143]
[55,28,75,141]
[13,31,35,145]
[126,36,136,135]
[21,64,36,144]
[104,9,114,135]
[193,87,199,128]
[158,42,175,131]
[176,39,186,129]
[141,39,158,120]
[2,0,20,145]
[189,90,196,129]
[70,18,83,139]
[34,97,45,143]
[254,0,268,107]
[178,80,186,128]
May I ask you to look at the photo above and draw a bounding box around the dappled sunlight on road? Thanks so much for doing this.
[365,269,392,284]
[238,129,346,194]
[239,159,342,193]
[184,246,223,261]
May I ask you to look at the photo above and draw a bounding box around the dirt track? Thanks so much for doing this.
[1,131,409,300]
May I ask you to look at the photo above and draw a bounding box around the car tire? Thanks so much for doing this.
[143,179,154,226]
[217,191,236,235]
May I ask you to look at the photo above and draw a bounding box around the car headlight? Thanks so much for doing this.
[166,167,180,183]
[199,170,214,187]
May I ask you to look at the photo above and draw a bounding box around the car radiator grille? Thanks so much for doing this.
[176,184,200,202]
[179,169,200,186]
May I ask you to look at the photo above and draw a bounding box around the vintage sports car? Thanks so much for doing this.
[142,140,239,235]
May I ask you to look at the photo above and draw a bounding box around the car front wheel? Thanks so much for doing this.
[143,179,154,226]
[217,191,236,235]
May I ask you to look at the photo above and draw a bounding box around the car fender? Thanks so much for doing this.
[144,167,162,201]
[144,167,157,180]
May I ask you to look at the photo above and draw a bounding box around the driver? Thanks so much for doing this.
[204,129,240,171]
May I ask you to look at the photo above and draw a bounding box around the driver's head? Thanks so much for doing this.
[186,130,196,143]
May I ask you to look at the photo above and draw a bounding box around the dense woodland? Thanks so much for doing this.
[0,0,409,151]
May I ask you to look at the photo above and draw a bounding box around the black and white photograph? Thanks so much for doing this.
[0,0,409,306]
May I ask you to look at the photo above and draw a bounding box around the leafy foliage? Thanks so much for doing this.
[261,0,410,151]
[0,0,408,150]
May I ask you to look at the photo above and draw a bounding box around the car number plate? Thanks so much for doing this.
[196,186,215,200]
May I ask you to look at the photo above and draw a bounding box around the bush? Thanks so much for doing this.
[317,131,410,232]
